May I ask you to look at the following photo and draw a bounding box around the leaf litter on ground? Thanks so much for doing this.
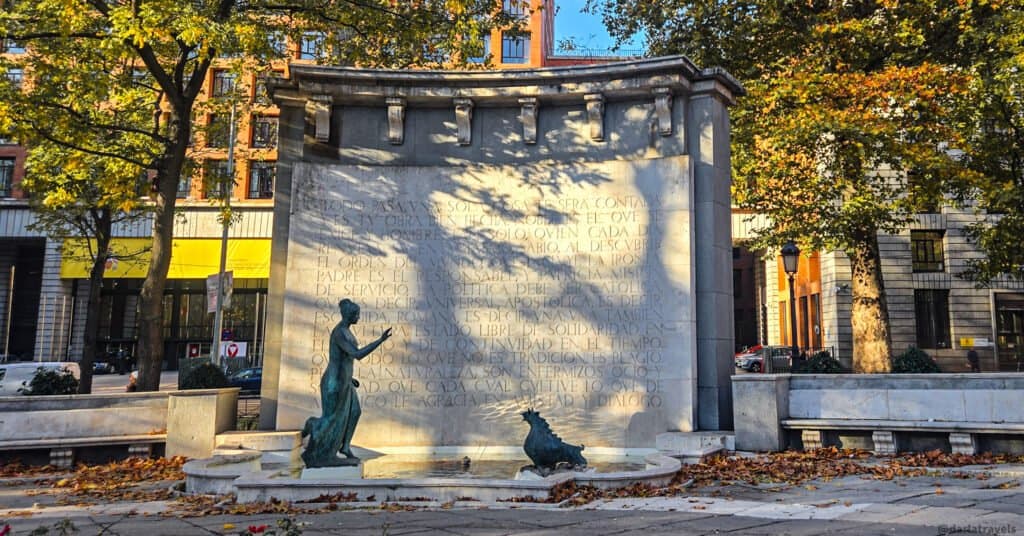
[3,448,1023,513]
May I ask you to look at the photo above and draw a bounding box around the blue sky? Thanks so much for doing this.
[552,0,644,54]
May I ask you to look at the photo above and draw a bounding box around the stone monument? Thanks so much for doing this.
[262,57,743,448]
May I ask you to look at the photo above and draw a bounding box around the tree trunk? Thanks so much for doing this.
[848,230,893,373]
[76,210,113,394]
[135,127,189,392]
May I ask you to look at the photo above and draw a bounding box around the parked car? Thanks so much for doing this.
[734,346,764,373]
[228,367,262,394]
[734,345,793,373]
[93,360,116,374]
[0,362,81,396]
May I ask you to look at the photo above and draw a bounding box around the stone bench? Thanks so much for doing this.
[781,418,1024,455]
[733,373,1024,454]
[0,388,238,467]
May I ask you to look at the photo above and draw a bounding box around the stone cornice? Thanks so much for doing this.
[270,55,744,108]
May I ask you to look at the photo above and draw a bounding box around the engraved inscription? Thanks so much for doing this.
[283,159,693,446]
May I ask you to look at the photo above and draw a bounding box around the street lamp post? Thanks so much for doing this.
[781,241,801,366]
[210,101,237,367]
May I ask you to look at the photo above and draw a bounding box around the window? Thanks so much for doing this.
[267,32,288,56]
[203,160,233,198]
[176,175,191,198]
[915,289,950,349]
[422,40,447,64]
[211,69,236,97]
[250,116,278,148]
[206,114,230,148]
[299,32,325,60]
[253,71,282,105]
[911,230,945,272]
[501,33,529,64]
[248,161,275,199]
[131,68,149,87]
[502,0,527,18]
[4,68,23,88]
[1,39,25,54]
[907,168,941,213]
[0,157,14,197]
[799,295,809,350]
[810,293,822,349]
[779,301,788,346]
[468,36,490,63]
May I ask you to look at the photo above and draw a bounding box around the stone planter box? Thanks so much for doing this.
[732,373,1024,454]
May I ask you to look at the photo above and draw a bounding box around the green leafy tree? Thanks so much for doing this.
[0,32,155,393]
[955,4,1024,285]
[1,0,514,390]
[589,0,985,372]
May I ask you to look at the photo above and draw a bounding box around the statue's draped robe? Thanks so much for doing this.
[301,325,362,467]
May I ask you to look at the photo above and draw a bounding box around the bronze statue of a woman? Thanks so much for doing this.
[301,298,392,467]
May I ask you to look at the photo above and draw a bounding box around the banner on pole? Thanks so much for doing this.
[206,271,234,313]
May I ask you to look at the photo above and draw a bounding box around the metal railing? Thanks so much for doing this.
[763,346,838,373]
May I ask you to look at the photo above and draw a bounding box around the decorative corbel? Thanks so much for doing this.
[386,97,406,145]
[518,97,538,145]
[653,87,673,136]
[454,98,474,146]
[584,93,605,142]
[307,94,333,143]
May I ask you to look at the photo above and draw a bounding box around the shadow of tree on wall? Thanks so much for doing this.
[279,98,694,450]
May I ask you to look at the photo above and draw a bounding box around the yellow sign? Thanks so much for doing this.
[960,337,974,348]
[60,238,271,279]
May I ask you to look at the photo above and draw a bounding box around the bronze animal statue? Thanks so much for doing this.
[521,409,587,470]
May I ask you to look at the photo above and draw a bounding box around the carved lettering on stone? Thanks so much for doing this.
[454,98,474,146]
[518,97,538,145]
[308,95,333,143]
[584,93,605,142]
[386,98,406,145]
[653,87,673,136]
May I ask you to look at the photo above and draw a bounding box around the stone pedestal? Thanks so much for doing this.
[214,430,301,466]
[166,388,239,459]
[300,463,364,480]
[732,375,791,451]
[872,431,897,455]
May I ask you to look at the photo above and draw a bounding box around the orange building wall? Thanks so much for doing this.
[777,251,824,350]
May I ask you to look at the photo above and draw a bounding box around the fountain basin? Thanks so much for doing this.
[184,446,681,503]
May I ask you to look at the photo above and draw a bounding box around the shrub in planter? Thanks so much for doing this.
[794,351,845,374]
[892,346,942,373]
[19,368,79,395]
[179,362,229,390]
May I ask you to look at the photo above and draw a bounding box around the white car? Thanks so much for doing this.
[0,362,81,396]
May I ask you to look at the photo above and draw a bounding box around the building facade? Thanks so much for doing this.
[0,1,576,369]
[735,207,1024,372]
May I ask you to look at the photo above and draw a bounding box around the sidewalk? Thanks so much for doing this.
[3,464,1023,535]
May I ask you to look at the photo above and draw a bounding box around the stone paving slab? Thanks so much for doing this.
[894,505,1006,527]
[831,522,947,536]
[5,468,1024,535]
[835,503,926,523]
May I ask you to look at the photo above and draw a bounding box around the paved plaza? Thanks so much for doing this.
[3,464,1023,535]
